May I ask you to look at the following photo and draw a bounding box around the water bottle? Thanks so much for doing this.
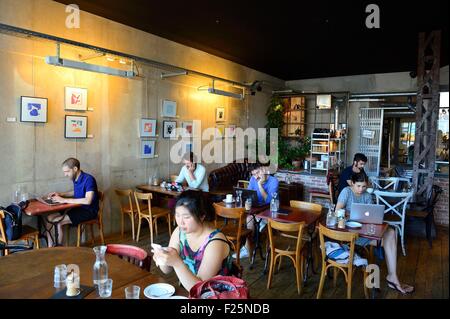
[270,192,280,213]
[93,246,108,286]
[236,190,243,207]
[326,203,336,227]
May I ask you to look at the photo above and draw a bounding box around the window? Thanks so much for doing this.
[436,92,449,162]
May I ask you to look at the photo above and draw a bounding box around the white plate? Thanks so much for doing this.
[144,283,175,299]
[170,295,188,299]
[222,199,235,203]
[346,221,362,228]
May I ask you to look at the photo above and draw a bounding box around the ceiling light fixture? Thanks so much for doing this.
[45,56,136,78]
[200,80,244,100]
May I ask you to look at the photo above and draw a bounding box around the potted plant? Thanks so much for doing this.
[289,136,311,170]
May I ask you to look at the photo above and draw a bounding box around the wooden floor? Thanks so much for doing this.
[92,222,448,299]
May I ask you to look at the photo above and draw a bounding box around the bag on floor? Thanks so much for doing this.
[189,275,249,299]
[325,241,368,267]
[0,203,24,241]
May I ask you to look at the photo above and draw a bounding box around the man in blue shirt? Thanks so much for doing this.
[45,158,99,246]
[233,165,279,259]
[338,153,368,195]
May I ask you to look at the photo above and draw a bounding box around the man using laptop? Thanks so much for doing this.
[233,164,279,259]
[338,153,368,194]
[44,158,99,246]
[335,172,414,295]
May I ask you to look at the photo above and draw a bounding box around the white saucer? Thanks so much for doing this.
[223,199,235,204]
[144,283,175,299]
[345,221,362,229]
[170,295,188,299]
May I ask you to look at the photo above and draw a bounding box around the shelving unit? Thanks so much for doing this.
[281,96,306,138]
[309,132,346,175]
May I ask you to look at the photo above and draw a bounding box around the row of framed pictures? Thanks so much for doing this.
[140,119,236,139]
[20,87,89,123]
[140,140,193,159]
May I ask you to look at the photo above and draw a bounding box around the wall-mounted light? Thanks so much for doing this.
[45,56,136,78]
[198,80,244,100]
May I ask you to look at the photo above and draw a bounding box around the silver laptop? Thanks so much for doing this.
[350,203,385,224]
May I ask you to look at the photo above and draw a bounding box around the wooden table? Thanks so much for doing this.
[24,200,82,247]
[136,184,181,197]
[0,247,187,299]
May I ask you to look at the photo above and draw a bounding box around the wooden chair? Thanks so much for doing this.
[76,190,105,247]
[0,209,40,255]
[316,224,369,299]
[213,203,251,266]
[266,219,306,295]
[309,170,339,205]
[106,244,151,272]
[236,180,249,188]
[134,191,172,244]
[114,188,145,240]
[289,200,322,270]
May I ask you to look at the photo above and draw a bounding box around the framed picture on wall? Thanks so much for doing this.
[65,87,88,111]
[140,118,157,137]
[216,107,225,122]
[163,120,177,139]
[181,121,193,138]
[65,115,88,138]
[162,99,177,117]
[184,141,193,154]
[20,96,48,123]
[140,140,156,158]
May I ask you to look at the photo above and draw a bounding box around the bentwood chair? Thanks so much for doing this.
[213,203,251,266]
[75,190,105,247]
[267,219,306,295]
[316,224,369,299]
[0,210,40,255]
[114,188,146,240]
[134,191,172,244]
[236,180,249,189]
[106,244,151,272]
[289,200,322,272]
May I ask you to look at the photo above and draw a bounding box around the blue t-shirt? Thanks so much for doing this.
[248,175,279,205]
[338,166,366,194]
[74,171,99,213]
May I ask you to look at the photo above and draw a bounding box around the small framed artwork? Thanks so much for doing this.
[225,124,236,138]
[181,121,193,138]
[65,87,88,111]
[65,115,88,138]
[163,120,177,139]
[20,96,48,123]
[140,118,157,137]
[216,107,225,122]
[162,99,177,118]
[184,141,193,154]
[215,124,225,139]
[140,140,156,158]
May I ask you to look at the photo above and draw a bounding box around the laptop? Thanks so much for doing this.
[36,196,61,206]
[233,187,267,208]
[350,203,385,224]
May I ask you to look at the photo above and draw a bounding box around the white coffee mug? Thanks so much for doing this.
[367,188,374,194]
[226,194,233,203]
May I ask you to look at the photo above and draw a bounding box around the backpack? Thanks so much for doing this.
[1,203,24,241]
[189,275,249,299]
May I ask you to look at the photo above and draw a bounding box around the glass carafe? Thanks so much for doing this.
[236,190,243,207]
[93,245,108,286]
[270,192,280,213]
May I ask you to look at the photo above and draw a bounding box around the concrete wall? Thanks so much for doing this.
[0,0,284,237]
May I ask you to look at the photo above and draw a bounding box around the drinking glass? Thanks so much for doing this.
[367,224,376,235]
[54,264,67,288]
[98,278,113,298]
[125,285,140,299]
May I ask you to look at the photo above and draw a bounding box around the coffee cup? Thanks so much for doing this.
[367,187,374,194]
[225,194,233,203]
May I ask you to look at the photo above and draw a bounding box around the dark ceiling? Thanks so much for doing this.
[55,0,448,81]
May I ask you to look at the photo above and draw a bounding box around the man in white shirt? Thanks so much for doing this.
[175,152,209,192]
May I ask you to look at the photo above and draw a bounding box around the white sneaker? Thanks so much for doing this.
[232,246,249,259]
